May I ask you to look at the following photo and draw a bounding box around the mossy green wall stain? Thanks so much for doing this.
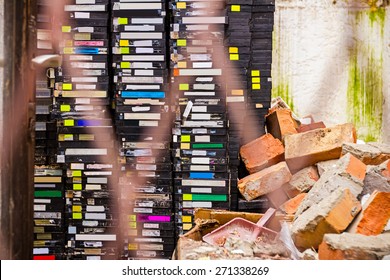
[347,7,386,142]
[347,53,384,142]
[272,83,295,112]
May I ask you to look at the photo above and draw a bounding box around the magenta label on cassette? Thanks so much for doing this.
[137,215,171,223]
[74,41,105,47]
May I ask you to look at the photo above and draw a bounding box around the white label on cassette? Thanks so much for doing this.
[87,177,108,184]
[191,114,211,120]
[139,121,159,127]
[192,106,207,113]
[183,201,212,208]
[134,70,154,76]
[77,27,94,33]
[136,164,157,171]
[85,184,102,190]
[125,25,155,32]
[182,179,226,187]
[227,96,245,103]
[69,55,93,61]
[132,18,163,24]
[191,157,210,164]
[193,62,212,68]
[143,223,159,229]
[192,128,208,134]
[195,135,211,142]
[184,91,215,96]
[85,213,106,220]
[76,84,96,90]
[75,234,116,241]
[73,77,97,83]
[142,230,160,237]
[132,106,151,112]
[134,208,153,214]
[191,188,212,194]
[191,150,207,156]
[66,148,107,155]
[190,165,210,171]
[120,32,163,40]
[86,206,105,212]
[194,84,215,90]
[34,205,46,211]
[34,199,51,204]
[71,163,85,170]
[75,105,94,111]
[74,12,90,19]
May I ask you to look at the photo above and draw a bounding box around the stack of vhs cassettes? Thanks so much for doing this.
[246,0,274,139]
[225,0,275,211]
[111,0,175,259]
[55,0,118,260]
[34,0,66,260]
[170,0,231,236]
[33,166,66,260]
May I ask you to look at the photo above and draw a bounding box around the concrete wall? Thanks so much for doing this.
[273,0,389,142]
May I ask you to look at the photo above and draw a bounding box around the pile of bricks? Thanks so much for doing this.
[237,104,390,260]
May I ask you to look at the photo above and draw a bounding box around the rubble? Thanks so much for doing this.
[291,188,361,250]
[265,109,298,141]
[348,191,390,236]
[318,233,390,260]
[361,160,390,198]
[267,188,290,208]
[316,159,339,176]
[240,134,285,174]
[280,193,307,215]
[282,166,319,198]
[177,235,292,260]
[341,142,390,165]
[238,162,292,201]
[302,249,318,260]
[294,153,365,217]
[284,123,356,173]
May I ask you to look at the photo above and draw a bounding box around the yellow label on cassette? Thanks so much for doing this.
[60,105,71,112]
[64,119,74,127]
[118,18,128,25]
[181,135,191,142]
[129,215,136,222]
[230,54,239,61]
[182,216,192,223]
[72,213,82,220]
[179,84,189,91]
[129,222,137,229]
[229,47,238,53]
[72,170,82,177]
[252,84,261,90]
[252,77,261,83]
[121,62,131,69]
[73,184,82,191]
[119,40,129,47]
[62,26,71,33]
[183,223,192,230]
[251,70,260,77]
[256,103,264,108]
[231,5,241,12]
[180,143,190,150]
[177,39,187,47]
[128,243,138,251]
[177,2,186,9]
[231,89,244,96]
[64,134,73,141]
[62,84,73,91]
[63,47,74,55]
[72,205,82,212]
[120,47,130,54]
[183,194,192,201]
[177,61,187,68]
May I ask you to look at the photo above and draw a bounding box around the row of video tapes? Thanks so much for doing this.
[225,0,275,211]
[170,0,234,236]
[54,0,118,260]
[111,0,175,259]
[34,0,66,260]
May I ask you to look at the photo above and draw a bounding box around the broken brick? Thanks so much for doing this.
[291,188,361,250]
[348,191,390,236]
[316,159,339,176]
[341,142,390,165]
[318,233,390,260]
[297,122,326,133]
[361,160,390,198]
[295,153,365,217]
[265,109,298,142]
[238,162,292,201]
[240,134,285,174]
[282,166,319,198]
[280,193,307,215]
[284,123,356,173]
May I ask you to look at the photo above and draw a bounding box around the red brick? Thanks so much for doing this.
[238,162,292,201]
[297,122,326,133]
[265,109,298,141]
[240,133,285,174]
[284,123,357,174]
[319,233,390,260]
[291,188,361,250]
[348,191,390,236]
[280,193,307,215]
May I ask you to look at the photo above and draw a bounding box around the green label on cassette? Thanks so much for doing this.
[192,143,223,149]
[184,194,227,202]
[34,191,62,198]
